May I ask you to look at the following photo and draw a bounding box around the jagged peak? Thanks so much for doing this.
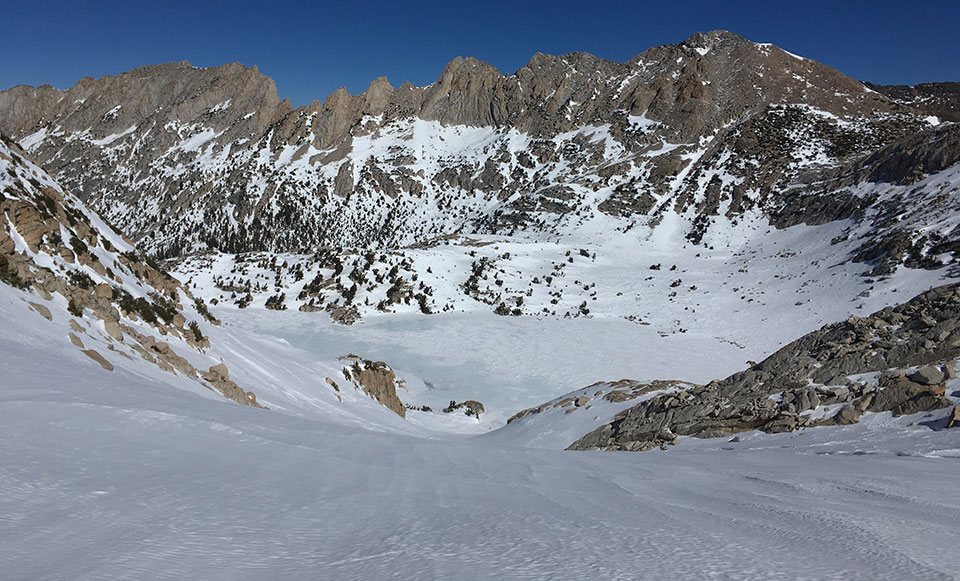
[683,29,748,47]
[23,61,279,98]
[0,30,938,264]
[520,50,618,73]
[437,55,502,77]
[323,86,353,108]
[368,76,394,91]
[128,60,195,73]
[0,83,62,95]
[120,61,272,84]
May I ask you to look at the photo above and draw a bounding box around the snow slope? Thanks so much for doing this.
[3,289,960,579]
[3,197,960,579]
[3,180,960,578]
[2,38,960,576]
[3,107,960,579]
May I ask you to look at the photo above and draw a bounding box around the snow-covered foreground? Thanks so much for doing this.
[4,275,960,580]
[4,348,960,580]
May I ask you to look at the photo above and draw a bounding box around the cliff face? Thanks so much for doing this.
[0,61,286,137]
[0,31,950,266]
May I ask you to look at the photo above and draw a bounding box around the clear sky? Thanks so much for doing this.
[2,0,958,106]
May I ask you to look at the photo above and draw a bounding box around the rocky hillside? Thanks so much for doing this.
[165,142,959,327]
[560,283,960,451]
[867,81,960,122]
[1,135,492,423]
[0,134,263,406]
[1,30,952,271]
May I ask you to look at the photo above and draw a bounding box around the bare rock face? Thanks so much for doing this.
[208,363,230,380]
[867,81,960,122]
[0,61,285,139]
[82,349,114,371]
[28,301,52,320]
[947,405,960,429]
[340,355,406,417]
[95,283,112,299]
[909,365,947,385]
[103,319,123,340]
[568,283,960,452]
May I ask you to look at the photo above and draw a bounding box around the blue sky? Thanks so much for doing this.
[2,0,958,106]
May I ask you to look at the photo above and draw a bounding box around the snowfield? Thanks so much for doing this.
[175,200,955,427]
[3,263,960,579]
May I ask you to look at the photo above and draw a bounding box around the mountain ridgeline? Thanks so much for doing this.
[1,30,957,275]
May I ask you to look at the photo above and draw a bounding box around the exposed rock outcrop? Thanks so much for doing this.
[0,136,264,409]
[202,364,264,408]
[569,283,960,451]
[443,400,485,419]
[867,82,960,122]
[339,354,406,417]
[508,379,697,424]
[82,349,114,371]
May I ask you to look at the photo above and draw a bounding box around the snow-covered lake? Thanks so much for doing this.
[227,310,753,427]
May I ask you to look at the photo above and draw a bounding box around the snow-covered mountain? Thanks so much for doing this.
[166,146,960,327]
[2,30,954,269]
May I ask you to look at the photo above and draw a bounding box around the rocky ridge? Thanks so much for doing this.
[1,30,954,277]
[0,134,262,407]
[169,140,960,326]
[867,82,960,122]
[566,283,960,451]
